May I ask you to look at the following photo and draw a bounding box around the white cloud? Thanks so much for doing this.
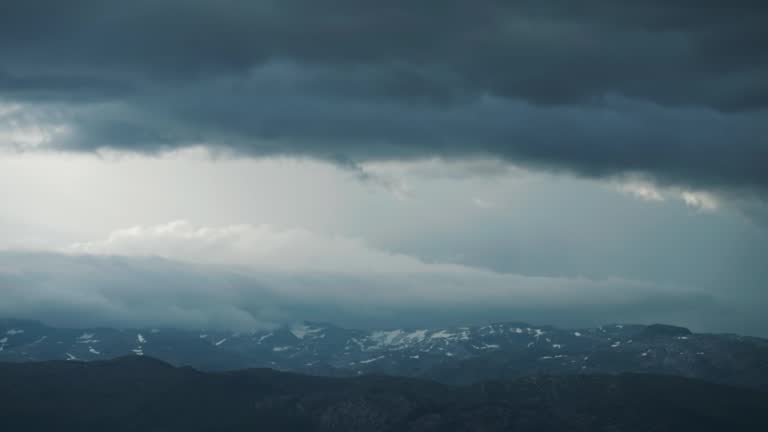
[616,180,721,212]
[617,181,665,202]
[0,102,71,151]
[680,190,719,211]
[68,220,427,274]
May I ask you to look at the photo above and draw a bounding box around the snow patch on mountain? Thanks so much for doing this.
[365,329,428,351]
[257,333,273,344]
[428,328,471,342]
[290,323,323,340]
[475,343,500,350]
[430,330,455,339]
[77,333,98,344]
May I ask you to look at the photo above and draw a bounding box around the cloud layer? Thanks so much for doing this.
[0,220,722,331]
[3,1,766,110]
[0,1,766,195]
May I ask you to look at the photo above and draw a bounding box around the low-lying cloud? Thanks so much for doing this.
[0,221,725,331]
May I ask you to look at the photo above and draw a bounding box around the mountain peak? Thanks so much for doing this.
[639,323,693,338]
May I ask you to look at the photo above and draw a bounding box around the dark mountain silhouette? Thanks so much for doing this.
[0,356,766,431]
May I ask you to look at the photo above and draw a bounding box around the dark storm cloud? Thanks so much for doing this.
[1,0,767,191]
[0,69,132,102]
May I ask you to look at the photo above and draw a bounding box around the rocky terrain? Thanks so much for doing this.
[2,318,767,389]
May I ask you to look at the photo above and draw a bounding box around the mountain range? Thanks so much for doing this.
[2,318,767,390]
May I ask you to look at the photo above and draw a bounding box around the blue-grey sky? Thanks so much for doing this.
[1,1,766,335]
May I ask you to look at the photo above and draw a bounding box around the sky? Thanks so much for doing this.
[1,1,767,335]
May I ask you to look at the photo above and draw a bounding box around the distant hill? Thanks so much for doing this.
[0,356,766,431]
[2,318,768,390]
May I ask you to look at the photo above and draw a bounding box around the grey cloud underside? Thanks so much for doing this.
[1,0,767,192]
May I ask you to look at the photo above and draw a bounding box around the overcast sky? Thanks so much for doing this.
[1,1,767,335]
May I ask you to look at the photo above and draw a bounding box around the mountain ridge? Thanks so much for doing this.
[2,318,767,390]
